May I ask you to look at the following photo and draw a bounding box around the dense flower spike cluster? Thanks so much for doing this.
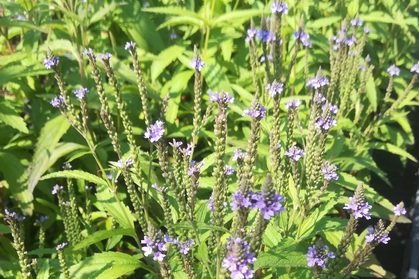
[343,195,372,219]
[387,64,400,76]
[293,31,312,47]
[306,76,330,89]
[266,81,284,97]
[144,120,164,142]
[43,56,59,69]
[243,104,268,119]
[141,234,168,262]
[284,145,304,161]
[231,190,285,220]
[271,1,288,14]
[190,57,205,72]
[208,90,234,104]
[307,245,335,268]
[285,99,302,110]
[365,227,390,244]
[322,162,339,181]
[393,202,407,216]
[74,87,88,99]
[222,237,256,279]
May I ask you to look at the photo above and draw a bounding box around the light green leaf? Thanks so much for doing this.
[0,152,33,214]
[37,259,50,279]
[306,16,341,29]
[361,11,395,24]
[72,228,136,251]
[151,45,185,81]
[255,251,307,269]
[196,241,209,263]
[89,2,122,25]
[67,252,149,279]
[144,6,202,19]
[40,170,107,186]
[212,9,264,26]
[366,142,417,162]
[0,102,28,133]
[365,75,377,112]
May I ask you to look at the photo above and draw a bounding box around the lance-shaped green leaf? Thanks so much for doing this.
[72,228,137,251]
[0,102,29,133]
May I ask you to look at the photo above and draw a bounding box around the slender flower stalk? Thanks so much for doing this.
[57,243,70,279]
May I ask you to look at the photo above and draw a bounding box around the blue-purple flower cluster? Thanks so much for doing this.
[188,160,204,176]
[387,64,400,77]
[243,104,268,119]
[306,245,335,268]
[321,162,339,181]
[293,31,312,48]
[266,81,284,97]
[411,63,419,74]
[222,237,256,279]
[74,87,88,100]
[393,202,407,216]
[50,96,65,108]
[343,196,372,219]
[231,190,285,220]
[285,99,302,110]
[245,28,276,43]
[208,90,234,104]
[56,242,67,251]
[284,146,304,162]
[365,227,390,244]
[141,233,194,261]
[190,58,205,72]
[232,149,247,162]
[52,185,64,195]
[4,209,26,222]
[43,56,59,69]
[306,76,329,90]
[144,120,164,143]
[271,1,288,14]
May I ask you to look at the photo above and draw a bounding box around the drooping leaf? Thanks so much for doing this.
[40,170,107,186]
[72,228,137,251]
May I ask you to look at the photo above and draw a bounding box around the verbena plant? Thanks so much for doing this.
[1,1,418,279]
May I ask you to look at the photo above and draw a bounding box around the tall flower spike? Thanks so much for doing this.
[222,237,256,279]
[343,183,372,219]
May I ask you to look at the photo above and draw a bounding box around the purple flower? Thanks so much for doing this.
[257,191,285,220]
[410,63,419,74]
[144,120,164,143]
[207,195,214,213]
[190,58,205,72]
[294,31,312,47]
[125,41,136,55]
[243,104,267,119]
[364,26,370,34]
[50,96,64,108]
[329,104,338,114]
[176,239,195,254]
[393,202,406,216]
[170,32,177,40]
[365,227,390,244]
[285,99,302,110]
[322,162,339,181]
[117,158,134,168]
[271,2,288,14]
[43,56,59,69]
[343,196,372,219]
[307,245,335,268]
[180,143,193,157]
[141,233,168,262]
[266,81,284,97]
[315,116,337,131]
[245,28,257,42]
[4,209,25,222]
[350,17,363,26]
[345,36,357,47]
[74,87,88,99]
[52,185,64,195]
[208,90,234,104]
[35,216,49,224]
[98,52,112,60]
[82,48,93,56]
[107,170,118,183]
[152,183,166,192]
[231,190,252,211]
[222,237,256,279]
[260,54,274,63]
[387,64,400,76]
[169,139,183,149]
[232,149,247,162]
[284,146,304,161]
[225,165,234,176]
[188,160,204,176]
[256,29,276,43]
[56,242,67,251]
[306,76,329,89]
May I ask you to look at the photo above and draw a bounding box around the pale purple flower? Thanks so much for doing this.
[256,29,276,43]
[284,146,304,161]
[188,160,204,176]
[180,143,193,157]
[144,120,164,143]
[43,56,59,69]
[364,26,370,34]
[231,190,251,211]
[74,87,88,99]
[190,58,205,72]
[98,52,112,60]
[117,158,133,168]
[232,149,247,162]
[271,2,288,14]
[35,216,49,224]
[329,104,338,114]
[322,162,338,181]
[56,242,67,251]
[365,227,390,244]
[222,237,256,279]
[294,31,312,47]
[50,96,64,108]
[207,195,214,213]
[393,202,406,216]
[141,233,168,262]
[208,90,234,104]
[315,116,337,131]
[245,28,257,42]
[243,104,267,119]
[266,81,284,97]
[170,32,177,40]
[343,196,372,219]
[387,64,400,76]
[176,239,195,255]
[4,209,25,221]
[257,191,285,220]
[307,245,334,268]
[350,17,363,26]
[345,36,357,46]
[285,99,302,110]
[260,54,274,63]
[306,76,329,89]
[52,185,64,195]
[125,41,136,50]
[225,165,234,176]
[82,48,93,56]
[169,139,183,149]
[410,63,419,74]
